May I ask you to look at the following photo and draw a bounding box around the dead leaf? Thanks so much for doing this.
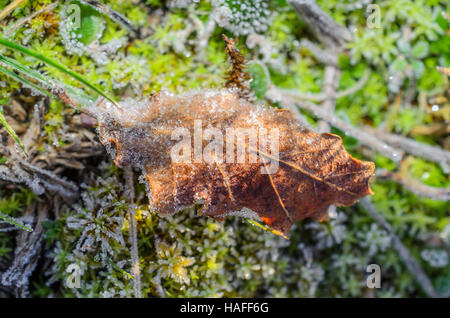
[97,90,375,237]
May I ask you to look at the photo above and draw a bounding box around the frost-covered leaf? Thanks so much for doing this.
[65,0,105,46]
[397,39,411,54]
[411,59,425,77]
[412,40,429,59]
[97,90,375,237]
[75,2,104,45]
[391,57,408,72]
[247,62,269,99]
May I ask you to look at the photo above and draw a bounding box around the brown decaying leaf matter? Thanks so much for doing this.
[222,34,252,101]
[97,90,375,237]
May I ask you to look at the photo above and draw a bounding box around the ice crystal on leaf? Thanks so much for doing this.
[59,2,124,65]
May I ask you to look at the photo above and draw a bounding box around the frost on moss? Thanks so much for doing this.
[0,0,449,298]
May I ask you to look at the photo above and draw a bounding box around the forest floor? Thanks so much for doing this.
[0,0,449,298]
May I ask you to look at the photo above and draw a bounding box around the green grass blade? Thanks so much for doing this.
[247,219,289,240]
[0,104,28,156]
[0,37,120,108]
[0,212,33,232]
[109,260,134,279]
[0,54,95,106]
[0,64,51,97]
[0,54,52,87]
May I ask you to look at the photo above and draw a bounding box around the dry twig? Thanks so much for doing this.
[4,1,58,35]
[287,0,351,133]
[1,201,48,297]
[0,0,28,21]
[365,127,450,171]
[124,167,142,298]
[360,198,441,298]
[376,168,450,201]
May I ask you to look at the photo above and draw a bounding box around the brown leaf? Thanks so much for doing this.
[98,90,375,237]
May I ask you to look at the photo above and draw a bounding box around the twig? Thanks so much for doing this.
[263,67,315,130]
[364,126,450,170]
[288,0,351,132]
[287,0,352,49]
[282,100,316,131]
[335,69,371,99]
[318,63,341,133]
[16,157,79,193]
[4,1,58,35]
[124,167,142,298]
[279,68,371,102]
[0,0,28,21]
[0,148,79,201]
[437,66,450,76]
[360,198,441,298]
[298,39,336,65]
[272,86,450,169]
[376,169,450,201]
[1,202,47,297]
[193,14,216,62]
[288,0,357,216]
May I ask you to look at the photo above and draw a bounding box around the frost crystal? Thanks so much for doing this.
[213,0,272,35]
[212,5,232,28]
[421,249,448,268]
[168,0,200,8]
[306,211,348,249]
[66,177,127,264]
[357,223,391,257]
[59,3,124,65]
